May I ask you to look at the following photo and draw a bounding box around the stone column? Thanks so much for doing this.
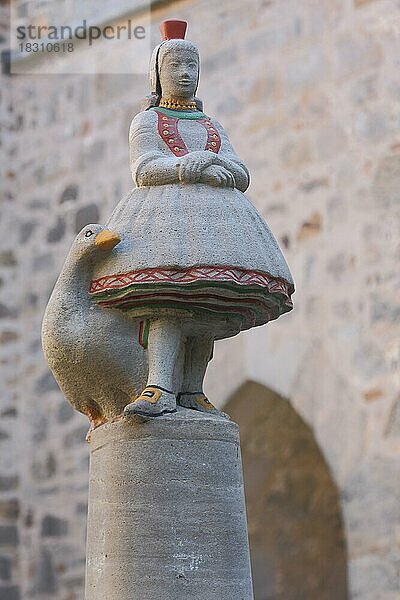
[85,407,253,600]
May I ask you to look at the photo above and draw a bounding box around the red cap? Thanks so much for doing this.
[160,20,188,41]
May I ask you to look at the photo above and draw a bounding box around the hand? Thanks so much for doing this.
[199,165,235,188]
[178,151,215,183]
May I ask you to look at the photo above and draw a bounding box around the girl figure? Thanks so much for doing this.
[89,20,295,417]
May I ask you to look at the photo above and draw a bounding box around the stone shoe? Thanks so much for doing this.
[124,385,177,417]
[177,392,230,419]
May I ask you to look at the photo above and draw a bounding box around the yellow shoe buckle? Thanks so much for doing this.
[136,387,162,404]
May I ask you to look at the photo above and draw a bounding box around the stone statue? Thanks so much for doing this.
[40,20,294,598]
[41,225,148,432]
[42,19,294,424]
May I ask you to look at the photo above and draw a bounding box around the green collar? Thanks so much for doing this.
[152,106,206,120]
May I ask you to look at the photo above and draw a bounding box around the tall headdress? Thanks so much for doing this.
[142,20,203,111]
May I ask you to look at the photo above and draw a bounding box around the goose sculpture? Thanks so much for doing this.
[42,224,148,431]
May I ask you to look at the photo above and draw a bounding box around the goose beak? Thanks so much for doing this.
[95,230,121,250]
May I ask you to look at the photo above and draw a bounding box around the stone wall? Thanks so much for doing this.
[1,0,399,598]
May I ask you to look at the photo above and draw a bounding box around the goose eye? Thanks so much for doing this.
[85,230,94,238]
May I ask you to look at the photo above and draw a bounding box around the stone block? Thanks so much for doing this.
[299,177,329,193]
[18,221,36,243]
[373,154,400,208]
[296,212,322,242]
[41,515,68,537]
[0,586,20,600]
[57,402,74,424]
[59,184,79,203]
[0,252,17,267]
[0,556,12,581]
[31,452,56,482]
[0,499,19,520]
[28,198,50,211]
[34,371,58,394]
[0,304,17,319]
[0,408,16,419]
[0,476,18,493]
[75,502,87,515]
[33,548,58,595]
[371,297,400,325]
[0,331,18,345]
[47,217,66,243]
[74,204,100,233]
[0,526,18,548]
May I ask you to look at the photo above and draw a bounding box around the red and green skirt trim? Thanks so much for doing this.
[89,265,294,330]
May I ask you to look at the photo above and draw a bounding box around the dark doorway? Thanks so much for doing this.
[225,381,349,600]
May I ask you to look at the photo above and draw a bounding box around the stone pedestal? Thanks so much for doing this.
[85,407,253,600]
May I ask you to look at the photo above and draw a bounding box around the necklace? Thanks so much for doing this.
[159,97,197,111]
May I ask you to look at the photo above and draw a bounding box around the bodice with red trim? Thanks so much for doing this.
[154,108,221,157]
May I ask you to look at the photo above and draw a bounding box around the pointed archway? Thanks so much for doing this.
[225,381,349,600]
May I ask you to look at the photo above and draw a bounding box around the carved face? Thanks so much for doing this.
[158,48,199,100]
